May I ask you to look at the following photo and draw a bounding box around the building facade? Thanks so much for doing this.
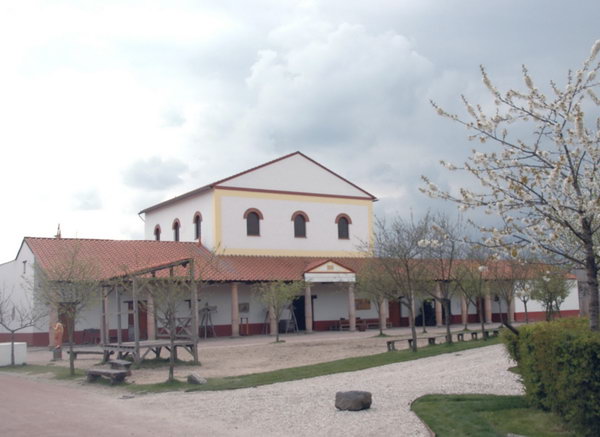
[0,152,582,347]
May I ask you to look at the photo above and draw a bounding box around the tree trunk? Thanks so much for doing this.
[407,300,418,352]
[443,299,452,344]
[524,300,529,323]
[10,331,15,366]
[479,298,486,339]
[68,326,75,376]
[582,220,599,331]
[421,300,427,333]
[378,299,385,336]
[498,299,503,324]
[275,317,280,343]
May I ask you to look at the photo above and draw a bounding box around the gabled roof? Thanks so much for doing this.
[139,151,377,214]
[23,237,366,282]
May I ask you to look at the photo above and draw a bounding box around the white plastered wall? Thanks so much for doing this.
[0,243,47,336]
[219,153,370,198]
[143,190,214,248]
[513,279,580,313]
[218,192,371,256]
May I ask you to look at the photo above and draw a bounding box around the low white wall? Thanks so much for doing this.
[0,342,27,366]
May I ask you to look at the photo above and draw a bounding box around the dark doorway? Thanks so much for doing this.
[415,300,436,327]
[127,301,148,341]
[292,296,306,331]
[292,296,315,331]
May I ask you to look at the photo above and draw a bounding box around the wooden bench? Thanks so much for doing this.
[108,359,133,375]
[386,340,398,352]
[86,368,128,385]
[68,350,114,360]
[471,332,478,340]
[457,333,465,341]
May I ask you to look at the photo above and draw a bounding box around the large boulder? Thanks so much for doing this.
[335,391,372,411]
[187,373,207,385]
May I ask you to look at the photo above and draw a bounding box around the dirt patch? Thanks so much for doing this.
[24,326,482,384]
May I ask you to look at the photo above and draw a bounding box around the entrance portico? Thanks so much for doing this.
[304,260,357,332]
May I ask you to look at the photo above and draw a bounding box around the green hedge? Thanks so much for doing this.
[501,318,600,435]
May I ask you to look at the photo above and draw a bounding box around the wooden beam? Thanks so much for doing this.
[116,286,122,346]
[132,278,141,365]
[100,288,107,346]
[190,260,199,364]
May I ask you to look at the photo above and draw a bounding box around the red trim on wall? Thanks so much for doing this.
[291,210,310,222]
[218,186,374,201]
[243,208,264,220]
[513,309,579,322]
[335,213,353,224]
[0,332,49,347]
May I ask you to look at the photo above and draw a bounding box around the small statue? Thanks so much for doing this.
[53,322,64,349]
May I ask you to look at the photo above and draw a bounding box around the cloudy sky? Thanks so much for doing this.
[1,0,598,262]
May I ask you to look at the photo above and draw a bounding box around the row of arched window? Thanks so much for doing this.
[153,210,352,242]
[154,212,202,242]
[244,208,352,240]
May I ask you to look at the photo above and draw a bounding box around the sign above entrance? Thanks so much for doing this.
[303,260,356,283]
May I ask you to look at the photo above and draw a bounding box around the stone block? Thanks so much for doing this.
[335,391,372,411]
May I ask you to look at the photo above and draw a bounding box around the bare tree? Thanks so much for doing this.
[418,214,466,344]
[355,259,395,336]
[35,244,100,376]
[423,40,600,331]
[531,267,571,321]
[142,276,193,382]
[0,288,45,366]
[253,280,305,343]
[372,215,431,352]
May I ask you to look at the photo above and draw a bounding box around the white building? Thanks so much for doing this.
[0,152,582,347]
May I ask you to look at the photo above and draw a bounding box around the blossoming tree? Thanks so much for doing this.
[423,41,600,330]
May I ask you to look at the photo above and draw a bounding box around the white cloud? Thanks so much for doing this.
[0,0,599,261]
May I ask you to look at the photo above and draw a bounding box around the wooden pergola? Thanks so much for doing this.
[99,258,200,364]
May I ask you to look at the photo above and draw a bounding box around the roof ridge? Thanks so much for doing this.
[25,236,201,245]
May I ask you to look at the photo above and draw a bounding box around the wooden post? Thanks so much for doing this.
[190,260,199,364]
[116,286,122,346]
[348,283,356,332]
[100,288,107,345]
[132,278,141,364]
[461,295,468,327]
[147,293,156,341]
[484,294,493,324]
[231,282,240,337]
[304,284,313,333]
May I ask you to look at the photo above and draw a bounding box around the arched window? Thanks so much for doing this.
[291,211,309,238]
[154,225,161,241]
[172,219,180,242]
[244,208,263,236]
[335,214,352,239]
[193,212,202,241]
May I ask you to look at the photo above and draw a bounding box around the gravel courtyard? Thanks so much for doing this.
[2,333,522,437]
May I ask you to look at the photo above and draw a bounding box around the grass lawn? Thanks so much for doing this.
[130,337,501,393]
[0,363,85,379]
[412,394,579,437]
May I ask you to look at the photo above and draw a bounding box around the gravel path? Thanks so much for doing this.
[127,344,522,437]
